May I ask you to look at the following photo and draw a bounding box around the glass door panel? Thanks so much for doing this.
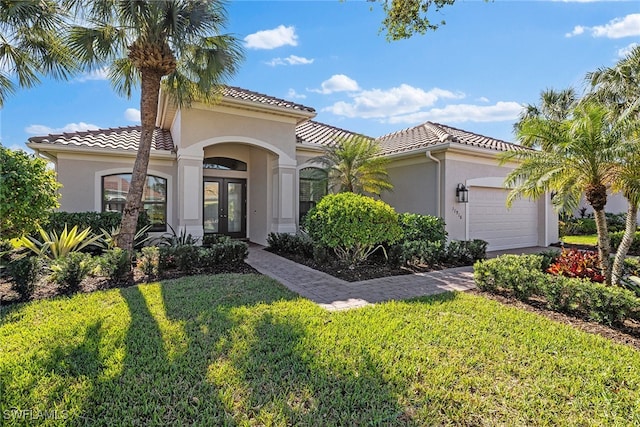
[227,182,243,233]
[203,181,220,233]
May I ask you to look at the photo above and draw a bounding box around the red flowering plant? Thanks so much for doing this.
[546,248,605,283]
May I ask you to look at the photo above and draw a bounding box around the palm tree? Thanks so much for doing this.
[68,0,243,254]
[588,45,640,284]
[314,135,393,197]
[0,0,74,106]
[503,100,621,283]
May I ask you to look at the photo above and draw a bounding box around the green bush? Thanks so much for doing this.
[609,231,640,255]
[202,234,231,247]
[445,239,488,265]
[50,252,94,295]
[157,241,248,274]
[538,249,561,271]
[474,254,543,299]
[137,246,160,277]
[7,256,43,301]
[474,255,640,325]
[397,213,447,243]
[267,232,314,258]
[96,248,130,283]
[306,193,402,265]
[47,211,150,237]
[390,240,445,267]
[606,213,627,233]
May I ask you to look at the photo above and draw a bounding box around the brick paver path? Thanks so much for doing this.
[247,246,476,311]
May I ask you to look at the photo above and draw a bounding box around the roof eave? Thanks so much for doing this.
[217,97,317,123]
[26,142,176,159]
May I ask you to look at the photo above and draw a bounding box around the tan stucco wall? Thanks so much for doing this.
[55,154,178,230]
[383,155,439,216]
[177,106,298,160]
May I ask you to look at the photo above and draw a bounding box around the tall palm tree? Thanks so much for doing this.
[588,45,640,284]
[314,136,393,197]
[0,0,74,106]
[503,100,621,283]
[68,0,243,254]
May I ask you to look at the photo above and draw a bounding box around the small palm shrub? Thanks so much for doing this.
[7,256,44,301]
[137,246,160,277]
[96,248,130,283]
[50,252,94,295]
[306,193,402,265]
[546,249,605,283]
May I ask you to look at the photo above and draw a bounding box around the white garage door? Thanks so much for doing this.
[468,187,539,251]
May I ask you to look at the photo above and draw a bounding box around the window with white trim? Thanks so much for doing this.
[299,167,327,223]
[102,174,167,231]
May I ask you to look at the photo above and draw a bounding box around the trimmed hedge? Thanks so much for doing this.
[158,241,248,274]
[267,232,315,259]
[46,211,150,235]
[609,231,640,256]
[397,213,446,243]
[474,255,640,325]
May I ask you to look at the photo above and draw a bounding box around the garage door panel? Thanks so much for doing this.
[469,187,538,250]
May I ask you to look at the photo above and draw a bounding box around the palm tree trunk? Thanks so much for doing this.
[593,208,612,284]
[611,201,639,285]
[117,69,163,254]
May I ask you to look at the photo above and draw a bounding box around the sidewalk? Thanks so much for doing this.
[246,246,475,311]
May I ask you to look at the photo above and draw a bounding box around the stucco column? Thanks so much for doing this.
[177,152,204,240]
[271,162,298,234]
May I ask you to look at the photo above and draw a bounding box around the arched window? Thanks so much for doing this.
[299,167,327,223]
[203,157,247,171]
[102,174,167,231]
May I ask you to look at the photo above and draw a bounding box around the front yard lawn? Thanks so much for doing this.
[2,274,639,425]
[561,234,598,246]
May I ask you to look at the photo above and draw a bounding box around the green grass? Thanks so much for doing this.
[2,274,639,426]
[561,234,598,246]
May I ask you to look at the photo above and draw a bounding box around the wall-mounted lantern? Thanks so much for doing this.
[456,183,469,203]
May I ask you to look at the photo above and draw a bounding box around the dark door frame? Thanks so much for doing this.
[203,177,247,238]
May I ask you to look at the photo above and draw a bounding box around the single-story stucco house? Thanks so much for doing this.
[27,87,558,251]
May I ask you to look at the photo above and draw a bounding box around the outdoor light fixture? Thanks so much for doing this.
[456,183,469,203]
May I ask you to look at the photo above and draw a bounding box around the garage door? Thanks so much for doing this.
[468,187,538,250]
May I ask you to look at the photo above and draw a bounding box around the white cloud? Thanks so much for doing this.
[124,108,141,122]
[618,42,639,58]
[266,55,314,66]
[287,89,306,99]
[566,14,640,39]
[311,74,360,94]
[476,96,490,103]
[25,122,101,135]
[387,102,523,124]
[323,84,464,119]
[244,25,298,50]
[76,67,109,82]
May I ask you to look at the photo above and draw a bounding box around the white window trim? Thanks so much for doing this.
[95,168,173,231]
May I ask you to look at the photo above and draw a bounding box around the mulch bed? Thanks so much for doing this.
[0,262,260,306]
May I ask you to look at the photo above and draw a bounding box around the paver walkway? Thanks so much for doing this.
[246,245,476,310]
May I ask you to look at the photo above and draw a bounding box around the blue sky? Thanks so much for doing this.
[2,0,639,151]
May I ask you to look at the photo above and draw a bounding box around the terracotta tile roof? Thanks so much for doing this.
[377,121,527,156]
[223,86,316,113]
[28,126,174,152]
[295,120,372,147]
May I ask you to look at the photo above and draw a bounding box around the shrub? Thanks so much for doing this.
[306,193,403,265]
[267,232,314,258]
[605,213,627,233]
[474,255,640,325]
[397,213,447,243]
[50,252,94,295]
[16,225,103,260]
[538,249,561,272]
[391,240,445,267]
[46,211,150,237]
[96,248,131,283]
[137,246,160,277]
[445,239,488,265]
[156,224,199,247]
[202,234,231,247]
[547,249,604,283]
[474,254,543,299]
[7,256,43,301]
[609,231,640,255]
[199,241,249,270]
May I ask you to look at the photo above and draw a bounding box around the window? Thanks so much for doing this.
[102,174,167,231]
[203,157,247,171]
[299,167,327,223]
